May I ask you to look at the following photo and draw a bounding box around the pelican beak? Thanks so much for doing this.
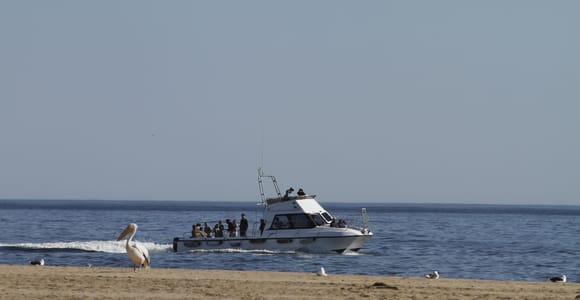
[116,226,132,241]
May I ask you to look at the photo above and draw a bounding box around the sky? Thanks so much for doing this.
[0,1,578,204]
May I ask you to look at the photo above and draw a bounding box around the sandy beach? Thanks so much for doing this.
[0,264,577,300]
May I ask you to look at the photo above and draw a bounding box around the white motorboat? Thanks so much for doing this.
[172,169,372,253]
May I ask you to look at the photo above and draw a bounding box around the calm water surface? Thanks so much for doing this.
[0,200,578,282]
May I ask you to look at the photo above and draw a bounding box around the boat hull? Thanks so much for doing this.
[173,232,372,253]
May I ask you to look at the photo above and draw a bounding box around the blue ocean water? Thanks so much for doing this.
[0,200,578,282]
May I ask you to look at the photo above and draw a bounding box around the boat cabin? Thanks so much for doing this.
[263,195,336,231]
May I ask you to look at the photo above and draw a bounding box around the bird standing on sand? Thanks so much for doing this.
[30,258,44,266]
[549,275,566,283]
[425,271,439,279]
[317,267,328,276]
[116,223,150,272]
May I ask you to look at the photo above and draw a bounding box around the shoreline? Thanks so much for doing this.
[0,264,577,299]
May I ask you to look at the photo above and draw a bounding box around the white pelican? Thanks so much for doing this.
[116,223,150,272]
[549,275,566,283]
[425,271,439,279]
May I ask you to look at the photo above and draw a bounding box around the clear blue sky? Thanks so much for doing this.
[1,1,578,204]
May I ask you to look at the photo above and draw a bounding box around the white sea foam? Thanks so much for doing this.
[0,240,172,254]
[342,250,363,256]
[187,248,295,254]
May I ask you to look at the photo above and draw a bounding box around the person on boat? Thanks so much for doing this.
[239,213,249,237]
[226,219,237,237]
[193,223,207,238]
[232,219,238,237]
[226,219,231,233]
[203,222,212,237]
[330,218,346,228]
[284,187,294,198]
[214,223,223,237]
[259,219,266,235]
[272,217,281,229]
[297,188,306,196]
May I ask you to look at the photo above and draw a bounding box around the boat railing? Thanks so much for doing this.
[258,168,281,204]
[331,208,371,234]
[361,208,370,232]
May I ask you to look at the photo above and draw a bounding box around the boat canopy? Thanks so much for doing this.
[265,195,317,206]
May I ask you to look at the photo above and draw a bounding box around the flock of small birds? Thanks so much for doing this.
[421,270,569,283]
[315,267,568,283]
[27,258,569,284]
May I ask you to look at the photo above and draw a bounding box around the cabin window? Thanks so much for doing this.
[271,215,290,229]
[288,214,315,229]
[321,212,334,223]
[271,214,315,229]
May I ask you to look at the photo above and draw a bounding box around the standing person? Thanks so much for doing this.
[214,223,223,237]
[226,219,233,236]
[231,220,238,237]
[218,220,224,233]
[239,213,249,237]
[227,219,237,237]
[259,219,266,235]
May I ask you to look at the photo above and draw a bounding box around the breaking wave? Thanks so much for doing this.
[0,240,172,254]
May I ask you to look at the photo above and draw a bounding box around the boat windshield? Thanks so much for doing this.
[311,214,326,226]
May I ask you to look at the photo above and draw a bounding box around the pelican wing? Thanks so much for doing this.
[133,242,150,268]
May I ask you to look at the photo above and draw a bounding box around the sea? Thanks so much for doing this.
[0,200,578,283]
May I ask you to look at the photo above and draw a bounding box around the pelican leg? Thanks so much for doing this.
[133,264,143,272]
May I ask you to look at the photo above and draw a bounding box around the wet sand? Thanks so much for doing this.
[0,264,577,299]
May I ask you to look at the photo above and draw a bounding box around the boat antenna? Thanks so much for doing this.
[260,121,264,168]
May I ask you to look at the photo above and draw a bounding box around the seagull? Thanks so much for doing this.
[317,267,328,276]
[30,258,44,266]
[425,271,439,279]
[117,223,150,272]
[549,275,566,283]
